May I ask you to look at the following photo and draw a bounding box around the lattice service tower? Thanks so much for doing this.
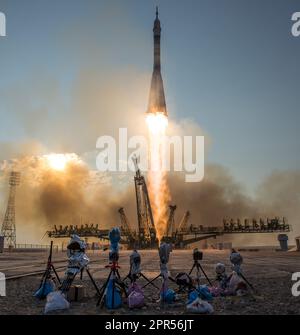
[1,171,21,248]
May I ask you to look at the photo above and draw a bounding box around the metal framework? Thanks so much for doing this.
[132,156,157,248]
[176,211,191,233]
[1,171,21,248]
[47,223,105,238]
[47,215,290,248]
[118,207,137,245]
[222,217,289,233]
[165,205,177,237]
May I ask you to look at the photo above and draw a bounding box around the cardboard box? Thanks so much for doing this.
[67,285,86,302]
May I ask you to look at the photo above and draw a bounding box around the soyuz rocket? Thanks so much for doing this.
[147,7,168,117]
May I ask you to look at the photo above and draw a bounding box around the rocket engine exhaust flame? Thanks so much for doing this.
[146,113,170,242]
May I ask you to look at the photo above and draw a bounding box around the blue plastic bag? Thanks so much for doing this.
[105,279,122,309]
[187,285,213,304]
[197,285,213,301]
[160,288,176,304]
[34,279,55,299]
[187,290,199,304]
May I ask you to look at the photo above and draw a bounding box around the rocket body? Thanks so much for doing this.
[147,9,168,117]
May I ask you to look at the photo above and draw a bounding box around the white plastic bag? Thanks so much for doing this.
[228,271,243,293]
[44,291,70,314]
[186,297,214,314]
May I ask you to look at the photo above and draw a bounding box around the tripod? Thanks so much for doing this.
[189,260,212,286]
[142,271,176,289]
[123,265,160,290]
[96,261,127,308]
[231,261,255,291]
[36,241,61,297]
[236,269,254,291]
[60,265,101,297]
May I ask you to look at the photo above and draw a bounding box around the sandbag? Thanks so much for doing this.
[127,282,142,296]
[160,288,176,304]
[186,297,214,314]
[197,285,213,301]
[128,290,144,309]
[209,286,225,297]
[228,271,242,292]
[128,283,144,309]
[34,279,55,299]
[105,279,122,309]
[44,291,70,314]
[188,285,213,303]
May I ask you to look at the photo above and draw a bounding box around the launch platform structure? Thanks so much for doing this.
[175,211,191,235]
[1,171,21,248]
[118,207,137,247]
[165,205,177,237]
[133,156,157,248]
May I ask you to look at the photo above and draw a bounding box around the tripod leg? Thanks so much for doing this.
[38,269,48,290]
[196,264,201,287]
[112,276,115,309]
[239,272,254,290]
[188,263,196,276]
[97,270,112,306]
[140,273,160,290]
[142,274,161,289]
[51,265,61,284]
[60,273,76,294]
[39,269,50,297]
[116,269,122,280]
[85,268,101,296]
[122,273,130,283]
[198,263,212,286]
[116,270,128,297]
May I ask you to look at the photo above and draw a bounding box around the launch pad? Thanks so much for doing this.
[47,158,290,248]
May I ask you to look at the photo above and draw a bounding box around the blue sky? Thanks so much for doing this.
[0,0,299,194]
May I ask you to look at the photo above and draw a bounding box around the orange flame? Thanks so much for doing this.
[146,113,170,241]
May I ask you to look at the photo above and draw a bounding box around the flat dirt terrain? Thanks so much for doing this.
[0,249,300,315]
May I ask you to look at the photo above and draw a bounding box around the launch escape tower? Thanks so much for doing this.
[1,171,21,248]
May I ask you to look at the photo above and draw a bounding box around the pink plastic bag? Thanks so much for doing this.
[127,283,144,309]
[127,282,141,295]
[209,286,224,297]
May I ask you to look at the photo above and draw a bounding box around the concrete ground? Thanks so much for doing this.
[0,249,300,315]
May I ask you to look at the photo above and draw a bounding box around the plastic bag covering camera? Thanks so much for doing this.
[230,251,243,274]
[66,235,89,275]
[109,227,121,251]
[130,250,141,275]
[215,263,226,275]
[215,263,228,289]
[108,227,121,262]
